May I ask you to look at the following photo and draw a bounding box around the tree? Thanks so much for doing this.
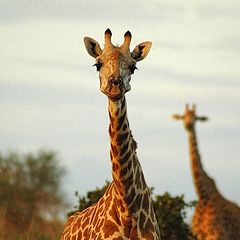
[0,150,66,240]
[68,182,196,239]
[152,192,196,240]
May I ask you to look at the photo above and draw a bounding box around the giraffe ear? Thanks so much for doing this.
[131,41,152,62]
[197,116,209,122]
[84,37,103,58]
[172,114,184,120]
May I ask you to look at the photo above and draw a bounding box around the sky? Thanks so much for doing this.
[0,0,240,217]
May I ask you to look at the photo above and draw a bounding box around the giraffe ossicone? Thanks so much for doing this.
[173,104,240,240]
[61,29,161,240]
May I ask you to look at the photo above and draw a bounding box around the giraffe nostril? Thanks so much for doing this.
[109,78,122,86]
[113,80,119,86]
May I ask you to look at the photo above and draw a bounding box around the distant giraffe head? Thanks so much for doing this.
[84,28,152,100]
[172,104,208,131]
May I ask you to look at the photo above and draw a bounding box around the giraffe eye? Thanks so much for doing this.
[93,62,102,71]
[129,64,138,74]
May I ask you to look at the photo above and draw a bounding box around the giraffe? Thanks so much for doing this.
[173,104,240,240]
[61,29,161,240]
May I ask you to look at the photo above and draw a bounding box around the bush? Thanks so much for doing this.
[0,150,66,240]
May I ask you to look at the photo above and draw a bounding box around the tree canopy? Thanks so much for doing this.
[0,150,66,240]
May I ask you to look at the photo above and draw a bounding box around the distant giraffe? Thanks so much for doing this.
[173,104,240,240]
[61,29,161,240]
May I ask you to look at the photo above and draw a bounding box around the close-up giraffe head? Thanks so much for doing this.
[84,29,152,100]
[173,104,208,131]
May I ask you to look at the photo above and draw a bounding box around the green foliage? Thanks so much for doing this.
[69,181,196,240]
[0,150,66,240]
[153,192,196,240]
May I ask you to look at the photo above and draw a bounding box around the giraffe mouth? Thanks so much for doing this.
[104,82,126,100]
[106,92,124,101]
[101,86,125,100]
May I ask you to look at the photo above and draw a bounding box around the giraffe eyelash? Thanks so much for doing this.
[129,64,138,74]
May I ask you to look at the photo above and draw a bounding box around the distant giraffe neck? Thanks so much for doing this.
[188,127,217,200]
[108,96,147,211]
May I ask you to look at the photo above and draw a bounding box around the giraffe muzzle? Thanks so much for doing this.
[109,77,123,87]
[106,77,125,100]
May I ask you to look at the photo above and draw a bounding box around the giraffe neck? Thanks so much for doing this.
[108,96,147,212]
[188,127,217,200]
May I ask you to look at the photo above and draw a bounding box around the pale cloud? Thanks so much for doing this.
[198,36,240,54]
[0,0,186,22]
[195,1,240,19]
